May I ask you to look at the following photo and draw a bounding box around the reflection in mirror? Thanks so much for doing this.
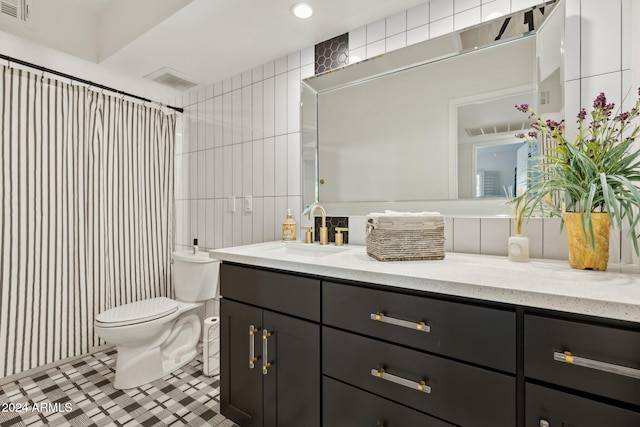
[456,91,537,199]
[301,0,564,215]
[301,83,318,210]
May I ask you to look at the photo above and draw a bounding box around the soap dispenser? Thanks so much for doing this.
[282,209,297,241]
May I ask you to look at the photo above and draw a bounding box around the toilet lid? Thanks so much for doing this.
[95,297,178,327]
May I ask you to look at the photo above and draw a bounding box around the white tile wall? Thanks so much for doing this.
[452,218,481,254]
[542,218,568,260]
[520,218,543,259]
[580,0,621,78]
[174,0,636,266]
[480,218,510,256]
[431,0,454,22]
[175,53,304,252]
[454,7,481,31]
[387,11,407,37]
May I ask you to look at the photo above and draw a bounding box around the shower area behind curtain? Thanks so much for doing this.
[0,65,176,378]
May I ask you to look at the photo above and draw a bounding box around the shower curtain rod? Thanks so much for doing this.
[0,53,184,113]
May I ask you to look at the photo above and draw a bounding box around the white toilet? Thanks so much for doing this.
[94,251,219,389]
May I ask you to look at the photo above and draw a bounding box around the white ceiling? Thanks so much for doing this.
[3,0,430,88]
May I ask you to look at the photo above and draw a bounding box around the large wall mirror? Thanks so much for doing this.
[302,0,564,215]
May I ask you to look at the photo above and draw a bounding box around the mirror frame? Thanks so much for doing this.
[301,0,564,216]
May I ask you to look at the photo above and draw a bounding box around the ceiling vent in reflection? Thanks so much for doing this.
[0,0,32,25]
[144,67,203,92]
[465,121,529,137]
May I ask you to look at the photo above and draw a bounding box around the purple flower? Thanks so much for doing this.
[577,108,587,120]
[515,104,529,113]
[545,119,561,131]
[615,112,629,121]
[515,133,526,139]
[528,131,537,138]
[593,92,607,109]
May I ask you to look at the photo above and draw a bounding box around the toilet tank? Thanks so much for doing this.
[172,251,220,302]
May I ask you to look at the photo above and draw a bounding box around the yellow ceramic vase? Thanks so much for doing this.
[562,212,610,271]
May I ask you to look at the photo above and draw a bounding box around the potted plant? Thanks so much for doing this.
[513,89,640,271]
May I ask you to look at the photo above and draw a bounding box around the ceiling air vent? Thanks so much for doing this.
[0,0,32,25]
[144,67,203,92]
[465,120,529,137]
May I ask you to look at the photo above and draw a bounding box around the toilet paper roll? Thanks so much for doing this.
[203,316,220,376]
[204,316,219,339]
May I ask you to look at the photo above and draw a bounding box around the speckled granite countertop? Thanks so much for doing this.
[209,241,640,323]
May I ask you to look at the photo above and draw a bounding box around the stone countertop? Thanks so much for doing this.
[209,241,640,323]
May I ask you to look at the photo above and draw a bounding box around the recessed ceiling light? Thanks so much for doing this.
[291,3,313,19]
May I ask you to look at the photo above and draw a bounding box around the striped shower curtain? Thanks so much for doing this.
[0,65,176,378]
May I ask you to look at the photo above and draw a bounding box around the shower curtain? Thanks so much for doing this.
[0,65,175,378]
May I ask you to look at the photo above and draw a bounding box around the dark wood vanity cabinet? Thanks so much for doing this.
[220,264,321,427]
[219,262,640,426]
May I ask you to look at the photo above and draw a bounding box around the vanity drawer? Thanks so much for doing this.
[323,327,515,427]
[323,377,454,427]
[525,314,640,407]
[526,382,640,427]
[323,281,516,372]
[220,264,320,321]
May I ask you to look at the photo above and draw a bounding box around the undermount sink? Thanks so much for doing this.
[261,242,350,258]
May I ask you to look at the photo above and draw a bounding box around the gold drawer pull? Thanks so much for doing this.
[371,368,431,394]
[262,330,272,375]
[370,312,430,332]
[553,351,640,379]
[249,325,260,369]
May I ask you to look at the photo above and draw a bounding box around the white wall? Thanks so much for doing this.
[0,29,180,103]
[172,53,312,252]
[174,0,636,263]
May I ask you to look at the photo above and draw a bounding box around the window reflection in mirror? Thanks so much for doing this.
[456,91,538,199]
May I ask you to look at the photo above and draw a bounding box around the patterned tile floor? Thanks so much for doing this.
[0,348,238,427]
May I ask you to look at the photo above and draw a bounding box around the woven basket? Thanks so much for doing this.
[366,214,445,261]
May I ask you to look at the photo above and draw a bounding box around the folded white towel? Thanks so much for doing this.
[368,210,441,217]
[367,211,444,231]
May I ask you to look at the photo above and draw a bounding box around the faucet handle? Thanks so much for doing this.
[334,227,349,246]
[301,226,313,244]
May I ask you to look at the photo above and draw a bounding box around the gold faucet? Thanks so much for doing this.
[307,204,329,245]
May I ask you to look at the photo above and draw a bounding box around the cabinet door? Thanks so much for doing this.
[263,310,320,427]
[221,299,263,427]
[526,382,640,427]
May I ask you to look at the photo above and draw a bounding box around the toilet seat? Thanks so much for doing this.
[95,297,178,328]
